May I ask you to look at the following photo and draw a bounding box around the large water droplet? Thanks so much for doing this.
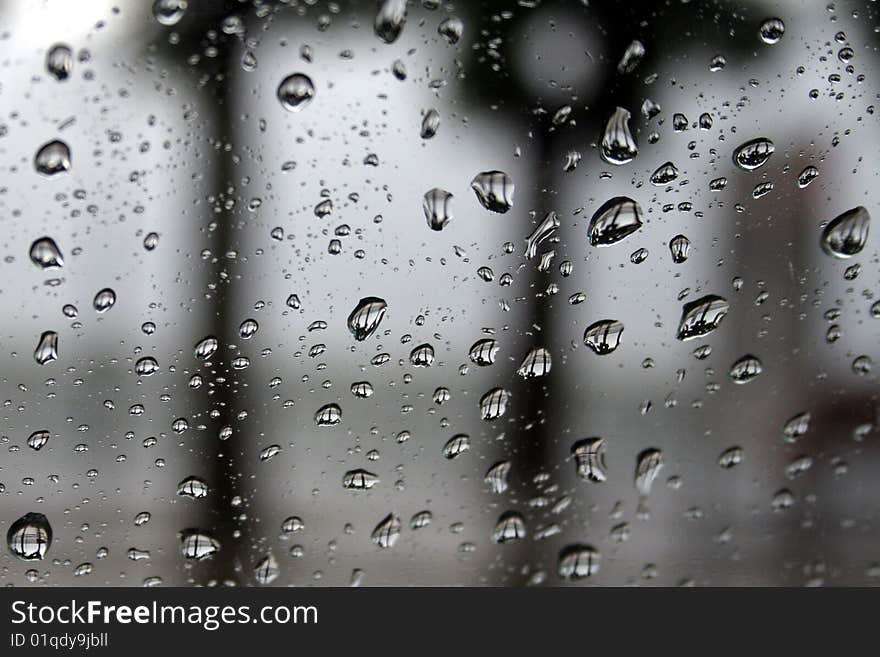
[46,44,73,81]
[254,553,280,585]
[34,331,58,365]
[821,206,870,258]
[484,461,511,494]
[194,335,219,360]
[437,17,463,44]
[600,107,638,165]
[8,513,52,561]
[572,437,607,482]
[410,343,435,367]
[443,434,471,459]
[29,237,64,269]
[277,73,315,112]
[343,469,379,490]
[650,161,679,185]
[492,512,526,544]
[470,170,514,213]
[27,429,51,451]
[584,319,624,355]
[315,403,342,427]
[676,295,729,340]
[152,0,188,26]
[479,387,510,420]
[516,346,551,378]
[782,412,810,443]
[732,137,774,171]
[374,0,407,44]
[177,476,209,499]
[180,529,220,561]
[420,109,440,139]
[468,338,498,366]
[558,544,600,579]
[347,296,387,341]
[759,17,785,44]
[635,448,664,497]
[93,288,116,313]
[371,513,401,548]
[617,39,645,74]
[423,188,453,231]
[729,354,763,384]
[588,197,643,246]
[35,140,71,176]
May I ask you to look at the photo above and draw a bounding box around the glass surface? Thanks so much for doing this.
[1,0,878,586]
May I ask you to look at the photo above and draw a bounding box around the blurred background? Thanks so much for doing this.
[0,0,878,586]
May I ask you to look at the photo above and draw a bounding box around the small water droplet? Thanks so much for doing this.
[34,331,58,365]
[423,188,453,231]
[821,206,870,258]
[732,137,774,171]
[30,237,64,269]
[46,44,73,81]
[470,170,514,213]
[35,140,71,176]
[572,437,607,482]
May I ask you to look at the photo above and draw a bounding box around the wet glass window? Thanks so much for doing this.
[1,0,879,586]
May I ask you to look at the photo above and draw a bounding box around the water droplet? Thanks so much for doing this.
[732,137,774,171]
[423,188,453,231]
[600,107,638,165]
[798,165,819,188]
[277,73,315,112]
[46,44,73,81]
[584,319,624,355]
[343,469,379,490]
[34,331,58,365]
[29,237,64,269]
[782,412,810,443]
[650,161,679,185]
[93,288,116,313]
[254,553,280,585]
[177,476,208,499]
[143,232,159,250]
[374,0,407,44]
[572,437,607,483]
[7,513,52,561]
[371,513,401,548]
[516,346,551,378]
[443,433,471,460]
[698,113,713,130]
[180,529,220,561]
[152,0,188,26]
[410,511,432,530]
[420,109,440,138]
[718,446,743,469]
[239,318,259,339]
[635,448,664,497]
[676,295,729,341]
[27,429,50,451]
[351,381,374,398]
[820,206,870,258]
[410,343,435,367]
[347,296,387,341]
[729,354,763,383]
[492,512,526,544]
[484,461,511,494]
[34,140,71,176]
[558,544,600,579]
[315,403,342,427]
[468,338,498,366]
[617,39,645,74]
[193,335,219,360]
[588,197,643,246]
[479,387,510,420]
[759,17,785,44]
[437,17,463,44]
[135,356,158,376]
[669,235,691,263]
[470,170,514,213]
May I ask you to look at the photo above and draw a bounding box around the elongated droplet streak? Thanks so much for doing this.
[34,331,58,365]
[600,107,638,165]
[524,211,560,259]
